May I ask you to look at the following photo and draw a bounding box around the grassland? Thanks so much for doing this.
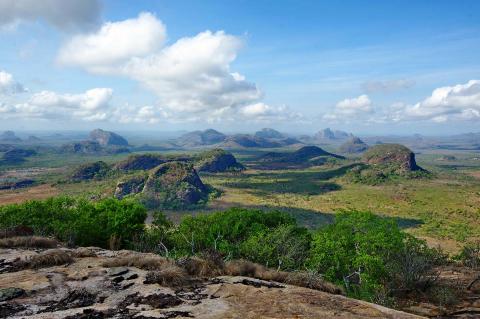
[1,146,480,253]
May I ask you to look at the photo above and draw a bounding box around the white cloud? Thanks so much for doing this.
[392,80,480,122]
[57,14,274,121]
[362,79,415,93]
[1,88,113,121]
[324,94,373,121]
[238,103,301,122]
[0,0,101,31]
[58,13,166,72]
[0,70,27,94]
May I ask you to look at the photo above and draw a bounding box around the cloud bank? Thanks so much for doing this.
[0,0,101,31]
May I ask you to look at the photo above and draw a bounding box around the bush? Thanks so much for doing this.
[457,241,480,268]
[0,197,147,249]
[308,211,442,301]
[240,224,311,270]
[170,208,295,256]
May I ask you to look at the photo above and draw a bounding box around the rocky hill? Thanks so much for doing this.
[71,161,111,181]
[1,148,36,164]
[177,129,227,147]
[362,143,422,172]
[254,128,285,139]
[314,128,352,141]
[339,137,369,154]
[115,161,209,208]
[0,246,422,319]
[89,129,129,146]
[257,146,344,169]
[60,141,130,155]
[194,149,245,173]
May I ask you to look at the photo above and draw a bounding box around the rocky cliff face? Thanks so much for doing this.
[89,129,129,146]
[0,247,423,319]
[362,143,421,172]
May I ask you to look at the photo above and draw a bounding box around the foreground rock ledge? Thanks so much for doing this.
[0,248,423,319]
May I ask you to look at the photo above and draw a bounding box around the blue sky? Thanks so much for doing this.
[1,0,480,135]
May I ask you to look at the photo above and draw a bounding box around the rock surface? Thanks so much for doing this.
[0,248,423,319]
[89,129,129,146]
[114,176,146,199]
[362,143,421,172]
[141,162,208,208]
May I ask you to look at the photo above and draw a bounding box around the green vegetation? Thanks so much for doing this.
[0,197,146,248]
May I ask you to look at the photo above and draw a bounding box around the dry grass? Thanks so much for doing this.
[72,247,97,258]
[225,259,343,294]
[177,255,224,277]
[0,184,59,205]
[17,249,73,269]
[102,254,170,270]
[144,265,188,287]
[0,236,58,249]
[286,271,344,295]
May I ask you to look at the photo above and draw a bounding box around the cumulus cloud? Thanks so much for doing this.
[362,79,415,93]
[0,70,27,94]
[58,13,166,71]
[0,0,101,31]
[238,103,302,122]
[56,14,292,123]
[2,88,113,121]
[324,94,373,120]
[391,80,480,122]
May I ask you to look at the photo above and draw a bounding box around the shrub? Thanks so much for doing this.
[170,208,296,256]
[18,249,73,269]
[308,210,442,301]
[239,224,311,270]
[457,241,480,268]
[0,197,147,249]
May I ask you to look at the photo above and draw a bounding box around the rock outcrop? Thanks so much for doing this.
[362,143,422,172]
[114,176,146,199]
[89,129,129,146]
[194,149,245,173]
[0,247,423,319]
[141,162,208,208]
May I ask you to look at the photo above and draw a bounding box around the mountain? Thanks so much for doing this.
[220,134,282,148]
[0,131,21,142]
[254,128,285,139]
[60,141,130,155]
[338,137,369,154]
[194,148,245,172]
[89,129,129,146]
[257,146,344,169]
[177,129,226,147]
[314,128,352,140]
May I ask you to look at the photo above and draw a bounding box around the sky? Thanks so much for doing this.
[0,0,480,135]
